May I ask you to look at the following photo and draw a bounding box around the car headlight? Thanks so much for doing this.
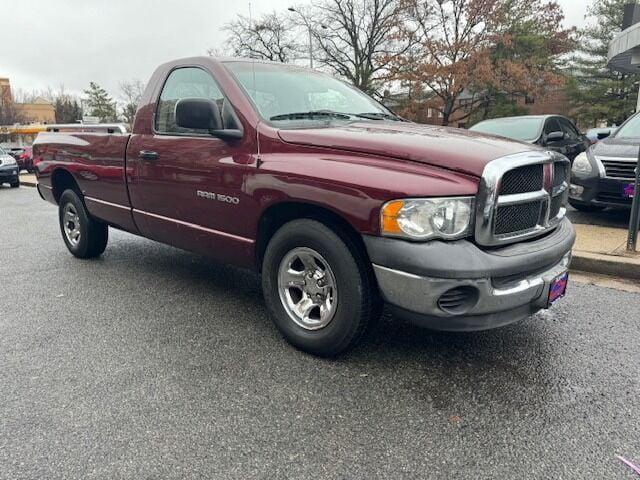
[2,157,17,166]
[381,197,474,241]
[571,152,592,175]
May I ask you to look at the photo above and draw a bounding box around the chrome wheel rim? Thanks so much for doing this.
[62,203,81,247]
[277,247,338,330]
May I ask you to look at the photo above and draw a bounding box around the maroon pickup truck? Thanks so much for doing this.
[33,57,575,356]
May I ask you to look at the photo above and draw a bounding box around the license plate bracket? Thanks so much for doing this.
[548,272,568,307]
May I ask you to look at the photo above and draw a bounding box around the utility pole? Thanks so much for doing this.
[288,7,314,68]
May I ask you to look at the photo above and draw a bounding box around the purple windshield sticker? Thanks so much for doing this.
[617,455,640,476]
[624,184,635,198]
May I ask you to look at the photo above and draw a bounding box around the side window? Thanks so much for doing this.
[544,118,562,136]
[155,67,224,134]
[559,118,580,140]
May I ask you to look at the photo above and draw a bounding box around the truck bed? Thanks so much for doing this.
[34,131,137,232]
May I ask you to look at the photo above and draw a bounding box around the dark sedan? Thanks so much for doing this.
[569,113,640,211]
[470,115,589,161]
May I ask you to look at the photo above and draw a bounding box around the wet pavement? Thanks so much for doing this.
[2,186,640,479]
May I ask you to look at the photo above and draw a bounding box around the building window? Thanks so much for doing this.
[525,96,535,105]
[427,108,433,117]
[459,98,472,112]
[438,111,444,118]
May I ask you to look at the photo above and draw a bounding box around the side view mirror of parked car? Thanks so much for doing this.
[175,98,243,139]
[597,131,611,140]
[546,131,565,143]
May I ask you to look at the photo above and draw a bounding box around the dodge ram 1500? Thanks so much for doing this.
[33,57,575,356]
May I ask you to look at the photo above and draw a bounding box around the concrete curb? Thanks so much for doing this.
[20,180,37,188]
[571,251,640,281]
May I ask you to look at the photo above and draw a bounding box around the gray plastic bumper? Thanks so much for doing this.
[364,219,575,331]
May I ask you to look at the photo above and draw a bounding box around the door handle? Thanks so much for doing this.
[139,150,158,161]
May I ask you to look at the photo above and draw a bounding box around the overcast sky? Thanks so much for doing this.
[1,0,588,99]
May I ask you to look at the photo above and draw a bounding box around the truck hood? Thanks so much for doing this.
[277,122,538,177]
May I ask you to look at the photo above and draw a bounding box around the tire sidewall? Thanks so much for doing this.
[59,190,92,257]
[262,220,366,356]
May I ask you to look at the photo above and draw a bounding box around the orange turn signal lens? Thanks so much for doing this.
[381,200,404,234]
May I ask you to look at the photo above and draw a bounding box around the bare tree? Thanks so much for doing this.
[222,12,299,62]
[119,79,145,125]
[310,0,415,94]
[0,100,22,125]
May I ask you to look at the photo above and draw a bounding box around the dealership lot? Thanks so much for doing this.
[1,186,639,479]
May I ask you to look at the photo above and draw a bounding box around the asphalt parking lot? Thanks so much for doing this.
[2,185,640,479]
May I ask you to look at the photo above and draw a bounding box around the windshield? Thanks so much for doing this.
[614,114,640,138]
[0,147,6,155]
[224,61,391,123]
[470,117,543,142]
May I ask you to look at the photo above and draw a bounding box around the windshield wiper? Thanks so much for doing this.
[353,112,404,121]
[270,110,352,121]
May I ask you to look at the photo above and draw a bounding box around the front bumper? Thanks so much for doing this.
[570,175,634,208]
[0,165,19,183]
[364,218,575,331]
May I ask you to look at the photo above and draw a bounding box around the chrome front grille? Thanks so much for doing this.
[475,151,570,246]
[599,157,636,181]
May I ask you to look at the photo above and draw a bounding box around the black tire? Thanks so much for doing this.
[262,219,380,357]
[10,179,19,188]
[58,189,108,258]
[568,200,605,212]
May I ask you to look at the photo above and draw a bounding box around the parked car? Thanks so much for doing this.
[33,57,575,356]
[10,146,34,173]
[470,115,589,161]
[586,127,617,145]
[570,113,640,211]
[0,146,20,188]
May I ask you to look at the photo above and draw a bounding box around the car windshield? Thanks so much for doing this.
[470,117,543,142]
[224,61,393,123]
[0,147,6,155]
[614,114,640,138]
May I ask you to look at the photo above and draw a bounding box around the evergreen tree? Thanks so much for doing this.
[83,82,117,122]
[567,0,638,127]
[54,96,83,123]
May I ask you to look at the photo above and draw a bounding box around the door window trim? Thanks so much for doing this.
[152,64,233,139]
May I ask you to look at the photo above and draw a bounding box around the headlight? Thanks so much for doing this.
[571,152,592,175]
[381,197,474,240]
[2,156,17,166]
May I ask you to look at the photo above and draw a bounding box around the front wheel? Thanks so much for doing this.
[10,180,19,188]
[261,219,380,357]
[58,189,108,258]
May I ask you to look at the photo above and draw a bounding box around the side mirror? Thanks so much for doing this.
[597,131,611,140]
[174,98,243,139]
[175,97,222,130]
[546,131,565,142]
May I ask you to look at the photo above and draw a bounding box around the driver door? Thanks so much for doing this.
[127,67,247,257]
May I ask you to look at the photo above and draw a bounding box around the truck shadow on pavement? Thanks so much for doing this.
[100,233,561,412]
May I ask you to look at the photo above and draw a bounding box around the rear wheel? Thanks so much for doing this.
[261,219,380,357]
[58,189,108,258]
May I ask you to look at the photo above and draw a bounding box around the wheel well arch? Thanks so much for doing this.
[255,201,372,271]
[51,169,81,204]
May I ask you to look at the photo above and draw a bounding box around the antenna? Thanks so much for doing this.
[248,1,261,164]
